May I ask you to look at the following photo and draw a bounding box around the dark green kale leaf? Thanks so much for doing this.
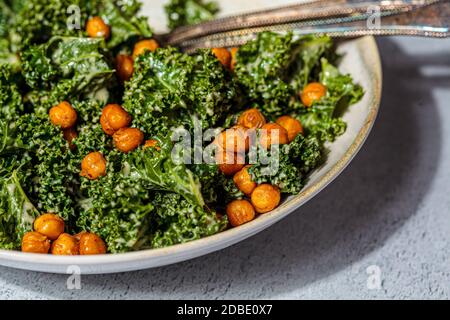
[298,58,364,143]
[287,35,333,92]
[319,57,364,108]
[21,36,114,113]
[14,0,152,51]
[189,163,221,205]
[234,32,333,118]
[150,192,227,249]
[125,137,205,208]
[92,0,153,51]
[76,151,155,253]
[123,47,238,135]
[248,134,322,194]
[0,1,21,70]
[14,0,91,45]
[0,65,24,122]
[14,114,76,220]
[76,139,227,252]
[165,0,219,30]
[234,32,295,117]
[0,169,39,250]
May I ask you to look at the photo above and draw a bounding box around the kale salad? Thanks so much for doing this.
[0,0,363,255]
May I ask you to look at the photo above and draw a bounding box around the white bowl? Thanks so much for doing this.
[0,0,382,274]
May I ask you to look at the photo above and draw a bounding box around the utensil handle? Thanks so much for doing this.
[173,0,449,51]
[167,0,447,45]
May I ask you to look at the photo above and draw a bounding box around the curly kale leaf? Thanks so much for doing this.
[14,115,76,220]
[0,169,39,250]
[125,137,205,208]
[0,0,21,70]
[14,0,91,45]
[21,36,114,113]
[298,58,364,143]
[14,0,152,51]
[92,0,153,51]
[319,58,364,108]
[123,47,238,135]
[288,35,333,92]
[150,192,227,249]
[248,134,322,194]
[76,152,154,253]
[76,141,226,252]
[234,32,295,117]
[0,65,24,122]
[234,32,333,117]
[189,163,221,205]
[165,0,219,30]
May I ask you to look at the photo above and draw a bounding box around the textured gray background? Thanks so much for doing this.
[0,37,449,300]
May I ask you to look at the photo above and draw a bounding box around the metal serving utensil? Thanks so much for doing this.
[159,0,449,52]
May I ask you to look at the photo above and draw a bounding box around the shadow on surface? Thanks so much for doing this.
[1,38,447,299]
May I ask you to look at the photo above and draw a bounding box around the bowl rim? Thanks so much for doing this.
[0,36,382,271]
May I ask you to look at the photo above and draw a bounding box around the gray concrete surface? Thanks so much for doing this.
[0,37,449,300]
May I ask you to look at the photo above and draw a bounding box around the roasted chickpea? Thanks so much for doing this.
[51,233,79,255]
[212,48,231,68]
[63,128,78,150]
[300,82,327,107]
[49,101,77,129]
[237,108,266,129]
[215,125,249,154]
[144,139,161,151]
[113,127,144,153]
[259,123,289,149]
[33,213,65,241]
[251,184,281,214]
[133,39,160,58]
[100,104,132,136]
[77,232,107,255]
[81,152,107,180]
[86,16,110,39]
[226,199,256,227]
[276,115,304,142]
[217,151,245,176]
[230,47,238,71]
[233,166,257,196]
[21,232,51,254]
[116,54,134,82]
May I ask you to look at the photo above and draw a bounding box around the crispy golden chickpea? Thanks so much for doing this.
[233,166,257,196]
[77,232,107,255]
[81,152,107,180]
[230,47,238,71]
[212,48,231,68]
[215,125,249,154]
[217,151,245,176]
[100,104,132,136]
[113,127,144,153]
[237,108,266,129]
[300,82,327,107]
[251,184,281,214]
[49,101,77,129]
[116,54,134,82]
[132,39,159,58]
[86,16,110,39]
[33,213,65,241]
[86,17,111,39]
[276,115,304,142]
[51,233,79,255]
[63,127,78,150]
[226,199,256,227]
[21,232,51,254]
[259,123,289,149]
[144,139,161,151]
